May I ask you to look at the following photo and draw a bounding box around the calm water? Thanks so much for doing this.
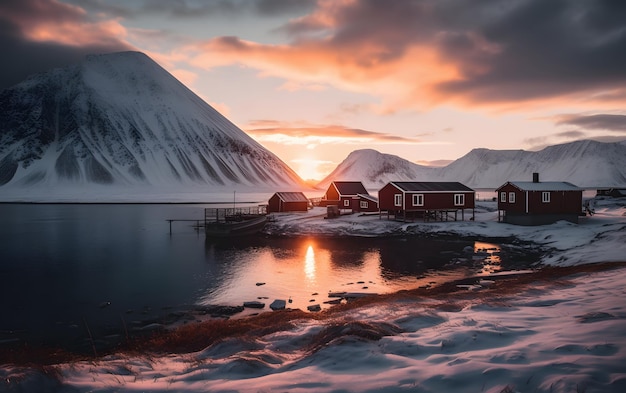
[0,204,529,348]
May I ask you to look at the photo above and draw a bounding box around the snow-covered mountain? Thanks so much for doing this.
[318,140,626,190]
[0,51,305,200]
[316,149,436,190]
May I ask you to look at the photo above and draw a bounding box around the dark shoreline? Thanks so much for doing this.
[3,261,625,366]
[0,201,261,205]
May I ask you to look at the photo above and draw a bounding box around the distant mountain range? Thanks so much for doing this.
[1,51,624,202]
[0,51,305,198]
[317,140,626,190]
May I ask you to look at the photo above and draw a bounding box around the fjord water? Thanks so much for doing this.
[0,204,518,348]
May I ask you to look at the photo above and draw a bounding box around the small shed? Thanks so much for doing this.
[496,173,583,225]
[267,192,309,213]
[356,193,379,212]
[321,181,371,212]
[378,181,475,221]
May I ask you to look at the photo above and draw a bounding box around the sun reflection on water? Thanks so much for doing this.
[304,244,316,283]
[474,241,502,274]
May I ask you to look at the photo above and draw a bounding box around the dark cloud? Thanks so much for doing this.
[0,0,132,90]
[254,0,316,16]
[557,114,626,132]
[68,0,315,19]
[434,0,626,101]
[279,0,626,104]
[555,130,587,139]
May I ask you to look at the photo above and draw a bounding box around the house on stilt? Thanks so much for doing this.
[378,181,475,221]
[496,173,583,225]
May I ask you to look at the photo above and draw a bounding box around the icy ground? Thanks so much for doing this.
[1,197,625,393]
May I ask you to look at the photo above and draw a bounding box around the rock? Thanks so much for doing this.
[243,301,265,309]
[269,299,286,311]
[307,304,321,312]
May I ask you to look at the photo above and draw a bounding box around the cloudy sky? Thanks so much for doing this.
[2,0,626,180]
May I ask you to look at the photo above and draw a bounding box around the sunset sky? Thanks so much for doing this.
[2,0,626,181]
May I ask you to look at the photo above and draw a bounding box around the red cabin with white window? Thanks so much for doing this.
[321,181,377,213]
[378,181,475,221]
[496,173,582,225]
[268,192,309,213]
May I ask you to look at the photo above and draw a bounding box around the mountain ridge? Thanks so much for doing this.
[318,140,626,190]
[0,51,305,198]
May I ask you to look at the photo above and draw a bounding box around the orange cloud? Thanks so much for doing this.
[4,0,129,48]
[182,0,626,112]
[245,120,423,148]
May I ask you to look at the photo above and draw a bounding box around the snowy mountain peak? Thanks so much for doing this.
[319,140,626,190]
[318,149,434,190]
[0,51,305,197]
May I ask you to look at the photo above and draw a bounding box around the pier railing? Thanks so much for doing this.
[205,206,267,223]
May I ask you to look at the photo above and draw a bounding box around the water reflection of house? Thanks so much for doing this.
[378,181,475,221]
[496,173,583,225]
[321,181,378,213]
[267,192,309,213]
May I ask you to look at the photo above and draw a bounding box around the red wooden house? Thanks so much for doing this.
[268,192,309,213]
[321,181,378,212]
[357,193,379,213]
[378,181,475,221]
[496,173,582,225]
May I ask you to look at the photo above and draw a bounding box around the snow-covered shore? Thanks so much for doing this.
[1,197,625,393]
[265,198,626,267]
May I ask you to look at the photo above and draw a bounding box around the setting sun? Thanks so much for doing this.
[291,157,328,182]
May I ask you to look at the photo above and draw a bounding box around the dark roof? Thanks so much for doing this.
[391,181,474,192]
[332,181,369,196]
[500,181,581,192]
[273,192,309,202]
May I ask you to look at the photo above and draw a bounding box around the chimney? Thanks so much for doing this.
[532,172,539,183]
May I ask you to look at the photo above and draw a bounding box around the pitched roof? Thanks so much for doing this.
[390,181,474,192]
[332,181,369,196]
[274,192,309,202]
[503,181,581,191]
[358,193,378,203]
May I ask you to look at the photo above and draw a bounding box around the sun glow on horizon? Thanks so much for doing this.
[292,157,333,182]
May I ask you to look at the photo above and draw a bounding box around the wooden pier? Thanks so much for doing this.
[167,205,268,235]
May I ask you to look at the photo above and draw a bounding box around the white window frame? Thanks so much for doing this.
[454,194,465,206]
[343,199,350,207]
[509,192,516,203]
[394,194,402,207]
[412,194,424,206]
[542,191,550,203]
[360,200,368,209]
[500,192,506,203]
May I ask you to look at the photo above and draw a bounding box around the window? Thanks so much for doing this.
[394,194,402,207]
[360,201,368,209]
[454,194,465,206]
[343,199,350,207]
[412,194,424,206]
[542,191,550,203]
[509,192,515,203]
[500,192,506,202]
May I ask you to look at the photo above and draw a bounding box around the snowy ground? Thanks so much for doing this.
[265,197,626,267]
[1,197,625,393]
